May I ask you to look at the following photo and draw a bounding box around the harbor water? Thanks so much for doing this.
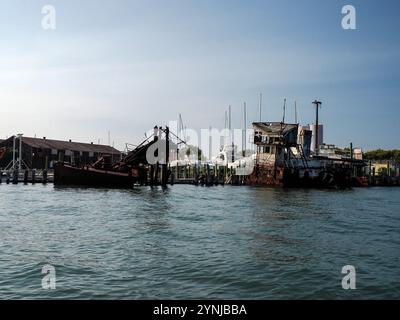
[0,184,399,299]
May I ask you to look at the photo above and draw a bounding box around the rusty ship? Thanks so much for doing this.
[54,126,173,188]
[242,121,367,188]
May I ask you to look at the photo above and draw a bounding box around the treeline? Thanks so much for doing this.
[363,149,400,162]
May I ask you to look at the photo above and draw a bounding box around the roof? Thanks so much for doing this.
[1,136,120,154]
[253,122,298,134]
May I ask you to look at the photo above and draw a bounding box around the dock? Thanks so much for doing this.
[0,169,54,184]
[171,163,229,186]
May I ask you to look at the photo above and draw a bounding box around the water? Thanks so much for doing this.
[0,184,399,299]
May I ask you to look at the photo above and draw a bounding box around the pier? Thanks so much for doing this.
[0,169,54,184]
[169,163,236,186]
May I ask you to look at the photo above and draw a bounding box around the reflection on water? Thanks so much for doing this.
[0,184,399,299]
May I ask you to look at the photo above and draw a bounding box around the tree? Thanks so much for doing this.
[363,149,400,162]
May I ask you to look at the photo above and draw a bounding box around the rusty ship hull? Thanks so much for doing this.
[245,163,359,189]
[54,163,140,188]
[53,126,171,188]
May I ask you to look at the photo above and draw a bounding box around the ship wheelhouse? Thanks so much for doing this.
[253,122,299,166]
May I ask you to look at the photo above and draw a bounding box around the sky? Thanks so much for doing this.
[0,0,399,151]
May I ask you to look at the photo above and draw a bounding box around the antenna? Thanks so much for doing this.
[259,93,262,122]
[282,98,286,123]
[295,101,298,124]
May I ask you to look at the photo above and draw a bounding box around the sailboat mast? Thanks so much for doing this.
[229,105,234,163]
[224,111,228,146]
[243,102,247,157]
[282,98,286,123]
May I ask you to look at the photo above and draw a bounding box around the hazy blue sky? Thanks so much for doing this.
[0,0,399,150]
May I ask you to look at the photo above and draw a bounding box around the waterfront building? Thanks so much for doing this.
[0,136,121,170]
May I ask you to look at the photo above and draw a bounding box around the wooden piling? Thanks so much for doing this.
[42,170,48,184]
[24,170,29,184]
[12,170,18,184]
[32,169,36,184]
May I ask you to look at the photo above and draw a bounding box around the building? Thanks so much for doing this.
[319,144,340,157]
[0,136,121,170]
[298,124,323,154]
[369,161,400,177]
[353,148,363,160]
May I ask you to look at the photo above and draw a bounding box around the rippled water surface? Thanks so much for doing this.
[0,184,399,299]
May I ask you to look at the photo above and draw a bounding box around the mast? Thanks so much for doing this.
[209,126,212,161]
[178,114,181,139]
[18,134,23,170]
[179,113,186,141]
[224,110,228,147]
[177,114,182,160]
[259,93,262,122]
[282,98,286,123]
[165,126,170,164]
[12,136,16,170]
[229,105,234,163]
[243,102,247,157]
[295,101,298,124]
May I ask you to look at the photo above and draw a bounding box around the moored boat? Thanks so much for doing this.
[242,122,367,188]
